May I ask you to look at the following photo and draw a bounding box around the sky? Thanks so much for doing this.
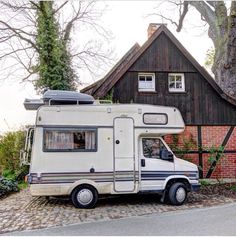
[0,1,213,134]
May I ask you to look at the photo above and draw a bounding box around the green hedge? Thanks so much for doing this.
[0,130,25,174]
[0,130,29,197]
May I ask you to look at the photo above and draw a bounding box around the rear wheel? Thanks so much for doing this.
[71,185,98,209]
[168,182,187,205]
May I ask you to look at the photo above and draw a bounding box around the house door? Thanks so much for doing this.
[113,117,135,192]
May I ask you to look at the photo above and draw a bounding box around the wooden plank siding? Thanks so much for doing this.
[130,33,197,73]
[113,60,236,125]
[110,30,236,125]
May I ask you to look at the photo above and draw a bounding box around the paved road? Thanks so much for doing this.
[8,202,236,236]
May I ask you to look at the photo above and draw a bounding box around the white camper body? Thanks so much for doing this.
[26,103,200,208]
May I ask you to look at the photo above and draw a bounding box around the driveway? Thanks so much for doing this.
[8,202,236,236]
[0,187,236,234]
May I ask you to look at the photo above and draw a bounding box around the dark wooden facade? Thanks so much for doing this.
[114,72,236,125]
[82,26,236,126]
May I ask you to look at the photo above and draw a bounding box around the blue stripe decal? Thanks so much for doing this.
[29,170,198,184]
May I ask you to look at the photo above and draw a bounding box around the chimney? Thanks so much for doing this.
[147,23,167,38]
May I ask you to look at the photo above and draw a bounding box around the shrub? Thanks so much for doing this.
[0,178,18,198]
[200,179,211,186]
[0,130,29,196]
[18,181,28,190]
[230,185,236,192]
[2,165,29,182]
[0,129,30,197]
[0,130,27,177]
[15,165,29,182]
[2,169,16,180]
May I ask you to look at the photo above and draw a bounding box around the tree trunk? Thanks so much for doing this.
[212,1,236,98]
[176,1,236,98]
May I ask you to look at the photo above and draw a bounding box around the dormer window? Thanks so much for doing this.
[138,73,155,92]
[168,73,185,92]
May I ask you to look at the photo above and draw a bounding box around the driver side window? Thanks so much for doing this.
[142,138,166,159]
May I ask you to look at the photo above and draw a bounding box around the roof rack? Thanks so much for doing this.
[24,90,95,110]
[94,100,112,105]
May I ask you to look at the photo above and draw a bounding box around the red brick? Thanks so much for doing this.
[164,126,236,178]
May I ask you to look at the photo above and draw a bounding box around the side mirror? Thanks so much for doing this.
[160,149,174,161]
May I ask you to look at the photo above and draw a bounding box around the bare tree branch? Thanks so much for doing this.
[150,13,179,28]
[176,1,189,32]
[63,1,83,42]
[0,26,35,37]
[189,1,217,33]
[0,20,38,50]
[29,1,40,11]
[0,0,114,85]
[0,1,35,11]
[53,1,68,15]
[63,1,111,42]
[0,46,32,60]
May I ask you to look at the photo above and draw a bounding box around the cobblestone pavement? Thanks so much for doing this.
[0,188,236,234]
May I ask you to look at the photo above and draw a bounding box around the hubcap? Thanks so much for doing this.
[77,189,93,205]
[176,187,186,203]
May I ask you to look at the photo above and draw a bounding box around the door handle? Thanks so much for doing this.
[141,159,145,167]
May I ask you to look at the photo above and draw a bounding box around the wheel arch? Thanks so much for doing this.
[164,176,191,192]
[68,179,99,195]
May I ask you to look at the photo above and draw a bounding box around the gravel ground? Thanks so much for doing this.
[0,186,236,234]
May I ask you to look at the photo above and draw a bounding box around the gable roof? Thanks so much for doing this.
[81,24,236,106]
[81,43,140,95]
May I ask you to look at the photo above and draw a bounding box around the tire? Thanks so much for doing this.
[71,185,98,209]
[168,182,187,206]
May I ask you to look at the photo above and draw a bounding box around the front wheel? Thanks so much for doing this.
[168,182,187,206]
[71,185,98,209]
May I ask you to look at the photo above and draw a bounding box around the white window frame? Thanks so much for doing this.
[138,73,155,92]
[168,73,185,92]
[43,128,97,152]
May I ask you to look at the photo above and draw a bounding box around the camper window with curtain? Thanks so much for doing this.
[44,128,97,152]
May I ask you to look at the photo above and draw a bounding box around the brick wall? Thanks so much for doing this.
[164,126,236,179]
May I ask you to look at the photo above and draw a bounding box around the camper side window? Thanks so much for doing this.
[142,138,166,159]
[44,128,97,152]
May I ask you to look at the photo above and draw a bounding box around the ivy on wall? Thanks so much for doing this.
[168,133,197,162]
[168,133,226,180]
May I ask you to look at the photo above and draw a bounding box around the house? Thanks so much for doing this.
[81,24,236,179]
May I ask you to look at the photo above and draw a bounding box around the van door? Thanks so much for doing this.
[113,117,135,192]
[140,137,174,191]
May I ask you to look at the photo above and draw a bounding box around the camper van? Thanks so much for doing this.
[21,90,200,209]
